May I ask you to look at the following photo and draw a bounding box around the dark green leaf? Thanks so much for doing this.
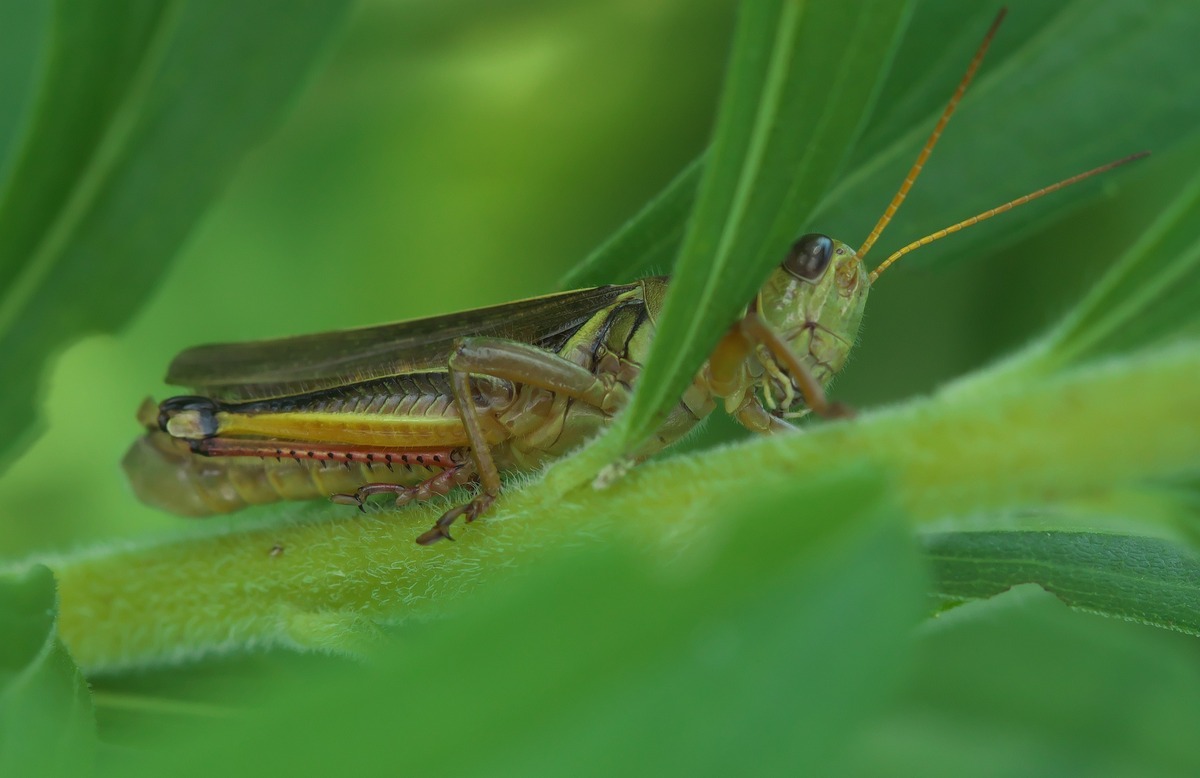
[620,0,913,449]
[816,0,1200,270]
[0,0,352,470]
[841,585,1200,776]
[558,0,1200,296]
[0,565,95,776]
[1038,153,1200,368]
[0,3,50,176]
[558,155,702,288]
[924,531,1200,637]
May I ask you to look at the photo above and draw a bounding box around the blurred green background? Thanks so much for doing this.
[4,0,1195,558]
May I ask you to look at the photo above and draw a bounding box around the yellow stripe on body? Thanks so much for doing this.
[212,410,487,447]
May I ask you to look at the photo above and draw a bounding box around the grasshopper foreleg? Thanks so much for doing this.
[737,312,855,420]
[730,393,799,434]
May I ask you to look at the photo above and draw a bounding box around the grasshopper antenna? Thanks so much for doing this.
[868,151,1150,283]
[855,8,1007,265]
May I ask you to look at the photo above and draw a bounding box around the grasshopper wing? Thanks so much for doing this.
[166,284,641,401]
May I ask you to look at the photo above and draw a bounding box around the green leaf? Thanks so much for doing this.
[557,155,702,288]
[924,531,1200,637]
[0,565,95,776]
[0,3,50,178]
[0,0,352,470]
[619,0,913,450]
[841,585,1200,776]
[1037,161,1200,369]
[121,469,927,776]
[816,0,1200,269]
[939,135,1200,396]
[557,0,1200,295]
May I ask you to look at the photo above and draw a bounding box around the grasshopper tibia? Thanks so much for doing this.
[331,463,476,512]
[407,336,633,544]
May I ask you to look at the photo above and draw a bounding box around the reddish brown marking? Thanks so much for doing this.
[192,437,460,470]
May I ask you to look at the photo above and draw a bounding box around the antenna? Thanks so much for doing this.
[855,8,1008,264]
[868,152,1150,283]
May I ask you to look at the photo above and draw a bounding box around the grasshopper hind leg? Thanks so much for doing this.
[414,336,631,545]
[330,462,477,512]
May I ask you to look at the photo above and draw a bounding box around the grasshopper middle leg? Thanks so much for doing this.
[414,336,629,544]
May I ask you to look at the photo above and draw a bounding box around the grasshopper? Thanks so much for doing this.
[125,10,1143,544]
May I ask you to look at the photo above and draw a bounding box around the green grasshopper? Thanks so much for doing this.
[125,11,1143,544]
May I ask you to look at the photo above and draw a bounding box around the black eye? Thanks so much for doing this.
[783,233,833,282]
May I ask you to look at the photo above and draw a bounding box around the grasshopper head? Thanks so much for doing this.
[753,234,870,410]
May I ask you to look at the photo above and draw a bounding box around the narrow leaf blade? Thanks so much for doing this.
[556,1,1200,308]
[620,0,913,449]
[924,531,1200,636]
[1042,163,1200,366]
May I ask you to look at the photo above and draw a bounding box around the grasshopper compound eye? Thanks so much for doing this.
[783,233,834,282]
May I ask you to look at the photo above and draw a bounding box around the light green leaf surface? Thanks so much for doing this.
[0,0,352,470]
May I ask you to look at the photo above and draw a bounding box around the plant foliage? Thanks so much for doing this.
[1,1,1198,775]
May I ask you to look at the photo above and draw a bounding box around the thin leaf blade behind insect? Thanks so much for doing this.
[815,0,1200,268]
[559,0,1200,309]
[618,0,914,452]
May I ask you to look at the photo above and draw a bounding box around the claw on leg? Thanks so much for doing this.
[330,492,366,510]
[416,493,496,546]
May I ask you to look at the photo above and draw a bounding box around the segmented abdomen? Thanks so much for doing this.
[123,432,452,516]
